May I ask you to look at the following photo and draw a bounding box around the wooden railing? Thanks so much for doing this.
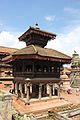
[13,71,60,78]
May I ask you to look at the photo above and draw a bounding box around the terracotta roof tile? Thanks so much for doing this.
[13,45,71,60]
[3,45,71,63]
[0,46,18,55]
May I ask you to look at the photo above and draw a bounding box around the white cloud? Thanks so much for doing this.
[45,15,55,22]
[46,26,80,56]
[64,7,80,17]
[0,31,25,48]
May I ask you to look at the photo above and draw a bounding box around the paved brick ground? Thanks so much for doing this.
[61,88,80,104]
[12,96,70,115]
[1,84,80,116]
[12,88,80,115]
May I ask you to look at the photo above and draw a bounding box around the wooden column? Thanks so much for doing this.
[13,82,16,93]
[58,84,60,98]
[19,83,23,98]
[47,84,49,95]
[39,83,42,100]
[24,83,27,97]
[26,83,30,102]
[15,82,18,94]
[30,84,32,94]
[49,84,52,98]
[53,84,55,96]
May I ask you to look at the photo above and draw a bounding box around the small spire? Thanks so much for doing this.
[35,23,38,26]
[35,23,40,29]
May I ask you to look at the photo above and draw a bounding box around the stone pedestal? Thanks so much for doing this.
[0,90,12,120]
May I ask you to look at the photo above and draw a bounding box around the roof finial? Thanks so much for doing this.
[35,23,40,29]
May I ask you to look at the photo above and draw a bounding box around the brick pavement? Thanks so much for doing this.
[12,96,71,115]
[61,88,80,104]
[12,88,80,115]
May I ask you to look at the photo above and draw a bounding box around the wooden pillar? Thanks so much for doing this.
[58,84,60,98]
[13,82,16,93]
[30,84,32,94]
[24,83,27,97]
[49,84,52,98]
[39,83,42,100]
[26,83,30,102]
[53,84,55,95]
[19,83,23,98]
[15,82,18,94]
[47,84,49,95]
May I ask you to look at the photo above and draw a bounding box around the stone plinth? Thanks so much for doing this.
[0,90,12,120]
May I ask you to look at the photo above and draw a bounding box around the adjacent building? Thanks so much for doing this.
[71,51,80,87]
[0,46,18,77]
[0,46,18,90]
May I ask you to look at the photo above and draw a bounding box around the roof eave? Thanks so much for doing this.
[3,54,71,64]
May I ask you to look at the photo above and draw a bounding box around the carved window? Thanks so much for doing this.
[25,65,32,72]
[57,67,60,72]
[43,66,48,72]
[16,63,22,72]
[49,66,54,72]
[36,65,42,72]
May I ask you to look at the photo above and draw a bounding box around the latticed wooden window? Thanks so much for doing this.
[57,67,60,72]
[36,65,42,72]
[25,65,32,72]
[43,66,48,72]
[49,66,54,72]
[16,63,22,72]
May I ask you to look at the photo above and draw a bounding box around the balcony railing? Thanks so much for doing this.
[13,71,60,78]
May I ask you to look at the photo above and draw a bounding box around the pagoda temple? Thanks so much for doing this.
[3,25,71,101]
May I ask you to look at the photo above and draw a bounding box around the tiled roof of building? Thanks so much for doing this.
[3,45,71,63]
[13,45,71,60]
[19,26,56,41]
[0,46,18,55]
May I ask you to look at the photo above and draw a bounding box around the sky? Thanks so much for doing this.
[0,0,80,56]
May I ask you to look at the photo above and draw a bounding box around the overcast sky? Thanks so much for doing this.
[0,0,80,56]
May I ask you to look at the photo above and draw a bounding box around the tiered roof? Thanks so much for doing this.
[19,26,56,47]
[3,26,71,64]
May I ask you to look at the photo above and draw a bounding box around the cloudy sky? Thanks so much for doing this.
[0,0,80,56]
